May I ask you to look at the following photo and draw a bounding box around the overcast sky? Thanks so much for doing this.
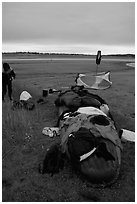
[2,2,135,54]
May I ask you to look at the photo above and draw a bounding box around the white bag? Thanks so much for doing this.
[20,91,32,101]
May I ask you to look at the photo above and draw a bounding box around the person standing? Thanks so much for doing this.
[2,62,16,101]
[75,73,79,85]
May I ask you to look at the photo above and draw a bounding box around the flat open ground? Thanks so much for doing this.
[2,55,135,201]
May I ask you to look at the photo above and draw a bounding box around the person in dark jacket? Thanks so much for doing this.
[75,73,80,84]
[2,62,16,101]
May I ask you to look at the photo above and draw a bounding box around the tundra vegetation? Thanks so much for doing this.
[2,53,135,202]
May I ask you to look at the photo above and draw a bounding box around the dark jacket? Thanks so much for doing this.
[2,69,16,85]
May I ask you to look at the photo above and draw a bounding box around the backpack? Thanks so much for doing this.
[12,99,35,111]
[60,114,122,185]
[39,144,64,176]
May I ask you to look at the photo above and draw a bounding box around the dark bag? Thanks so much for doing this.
[40,144,64,175]
[12,99,35,111]
[21,99,35,110]
[63,112,122,185]
[67,127,121,184]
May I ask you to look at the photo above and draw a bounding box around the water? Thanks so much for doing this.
[126,63,135,68]
[2,57,135,62]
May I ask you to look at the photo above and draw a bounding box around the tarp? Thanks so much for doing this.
[76,71,112,90]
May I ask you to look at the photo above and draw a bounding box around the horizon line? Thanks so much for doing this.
[2,51,135,56]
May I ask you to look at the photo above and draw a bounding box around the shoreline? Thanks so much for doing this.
[2,58,135,62]
[126,63,135,68]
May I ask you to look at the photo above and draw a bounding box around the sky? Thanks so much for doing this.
[2,2,135,55]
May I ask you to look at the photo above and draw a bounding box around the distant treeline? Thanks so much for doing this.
[2,52,135,58]
[107,54,135,58]
[2,52,90,57]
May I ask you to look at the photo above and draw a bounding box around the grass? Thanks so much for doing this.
[2,56,135,201]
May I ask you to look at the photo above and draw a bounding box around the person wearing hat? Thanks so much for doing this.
[2,62,16,101]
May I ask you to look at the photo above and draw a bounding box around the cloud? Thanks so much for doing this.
[2,2,135,53]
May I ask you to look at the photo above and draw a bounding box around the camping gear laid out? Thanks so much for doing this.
[56,88,122,184]
[41,86,134,185]
[12,91,35,110]
[55,85,108,113]
[43,88,61,97]
[40,86,122,186]
[42,127,59,137]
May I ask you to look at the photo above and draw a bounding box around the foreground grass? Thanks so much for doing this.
[2,90,135,202]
